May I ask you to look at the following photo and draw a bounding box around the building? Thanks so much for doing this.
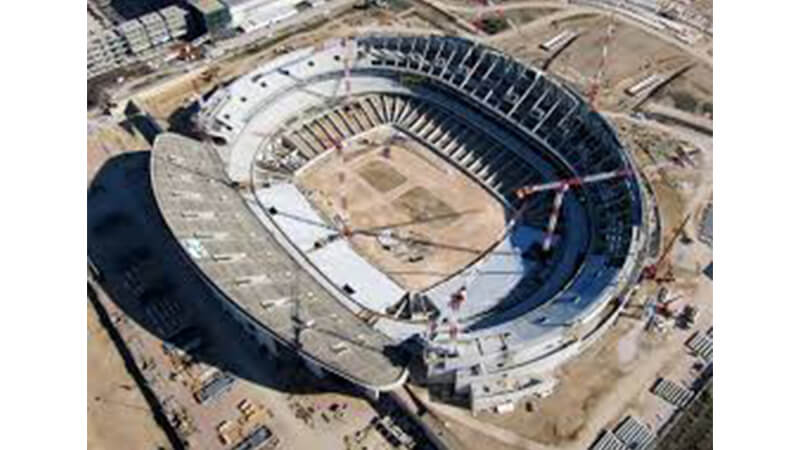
[221,0,305,31]
[184,0,233,34]
[160,5,190,39]
[88,27,129,79]
[152,35,648,412]
[87,5,189,79]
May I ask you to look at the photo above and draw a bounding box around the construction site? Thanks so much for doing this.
[88,1,713,450]
[295,126,508,290]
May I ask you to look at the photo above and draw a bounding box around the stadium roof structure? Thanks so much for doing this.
[150,133,408,390]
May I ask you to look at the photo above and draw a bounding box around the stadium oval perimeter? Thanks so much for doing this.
[151,35,650,410]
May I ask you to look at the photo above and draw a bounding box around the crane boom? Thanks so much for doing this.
[516,167,631,199]
[642,213,691,280]
[542,183,570,252]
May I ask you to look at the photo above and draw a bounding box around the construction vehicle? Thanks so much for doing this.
[200,66,220,83]
[676,304,698,330]
[642,214,691,281]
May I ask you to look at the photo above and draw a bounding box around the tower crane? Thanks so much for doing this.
[642,213,691,282]
[330,38,356,240]
[496,166,634,252]
[586,9,617,110]
[507,160,670,253]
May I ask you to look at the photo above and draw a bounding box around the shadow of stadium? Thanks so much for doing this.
[88,151,372,398]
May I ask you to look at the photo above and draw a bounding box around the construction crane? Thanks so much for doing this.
[328,38,356,241]
[498,166,634,252]
[541,183,570,252]
[468,0,512,35]
[641,213,691,281]
[586,10,617,110]
[514,167,634,199]
[509,160,672,252]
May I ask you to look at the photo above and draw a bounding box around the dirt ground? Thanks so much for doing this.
[651,64,713,117]
[132,6,447,121]
[475,323,633,445]
[473,274,711,448]
[87,121,149,182]
[296,126,507,290]
[503,8,560,26]
[494,14,690,110]
[87,300,169,450]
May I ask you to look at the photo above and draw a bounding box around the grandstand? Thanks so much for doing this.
[151,35,648,412]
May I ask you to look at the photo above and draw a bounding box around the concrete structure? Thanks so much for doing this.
[153,35,648,412]
[185,0,233,34]
[88,27,129,78]
[87,5,189,79]
[590,415,655,450]
[540,30,578,52]
[118,19,151,55]
[222,0,304,31]
[151,133,409,393]
[651,378,693,408]
[686,330,712,362]
[159,5,189,39]
[626,73,665,96]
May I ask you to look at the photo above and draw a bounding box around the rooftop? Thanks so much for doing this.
[150,133,408,390]
[186,0,229,14]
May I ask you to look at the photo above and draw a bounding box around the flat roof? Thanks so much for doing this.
[186,0,228,14]
[255,183,406,313]
[150,133,407,390]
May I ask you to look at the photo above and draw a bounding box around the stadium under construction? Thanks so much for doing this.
[149,34,650,413]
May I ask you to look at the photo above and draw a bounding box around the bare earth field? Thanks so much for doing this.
[87,300,169,450]
[494,14,690,110]
[87,121,149,182]
[297,127,507,290]
[651,64,713,117]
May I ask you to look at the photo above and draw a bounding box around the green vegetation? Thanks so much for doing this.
[477,17,510,35]
[670,91,699,113]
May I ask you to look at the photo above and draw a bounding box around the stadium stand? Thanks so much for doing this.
[153,34,648,412]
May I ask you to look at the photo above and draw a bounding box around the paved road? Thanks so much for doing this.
[429,0,569,13]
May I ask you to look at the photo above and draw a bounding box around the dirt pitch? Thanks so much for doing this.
[296,126,507,291]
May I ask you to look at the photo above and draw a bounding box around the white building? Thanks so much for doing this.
[222,0,305,31]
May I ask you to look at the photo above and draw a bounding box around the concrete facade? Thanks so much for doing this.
[87,5,189,79]
[157,35,647,413]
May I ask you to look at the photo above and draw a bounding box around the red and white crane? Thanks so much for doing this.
[586,12,617,110]
[469,0,508,33]
[333,38,355,238]
[541,183,570,252]
[514,167,633,199]
[494,166,636,252]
